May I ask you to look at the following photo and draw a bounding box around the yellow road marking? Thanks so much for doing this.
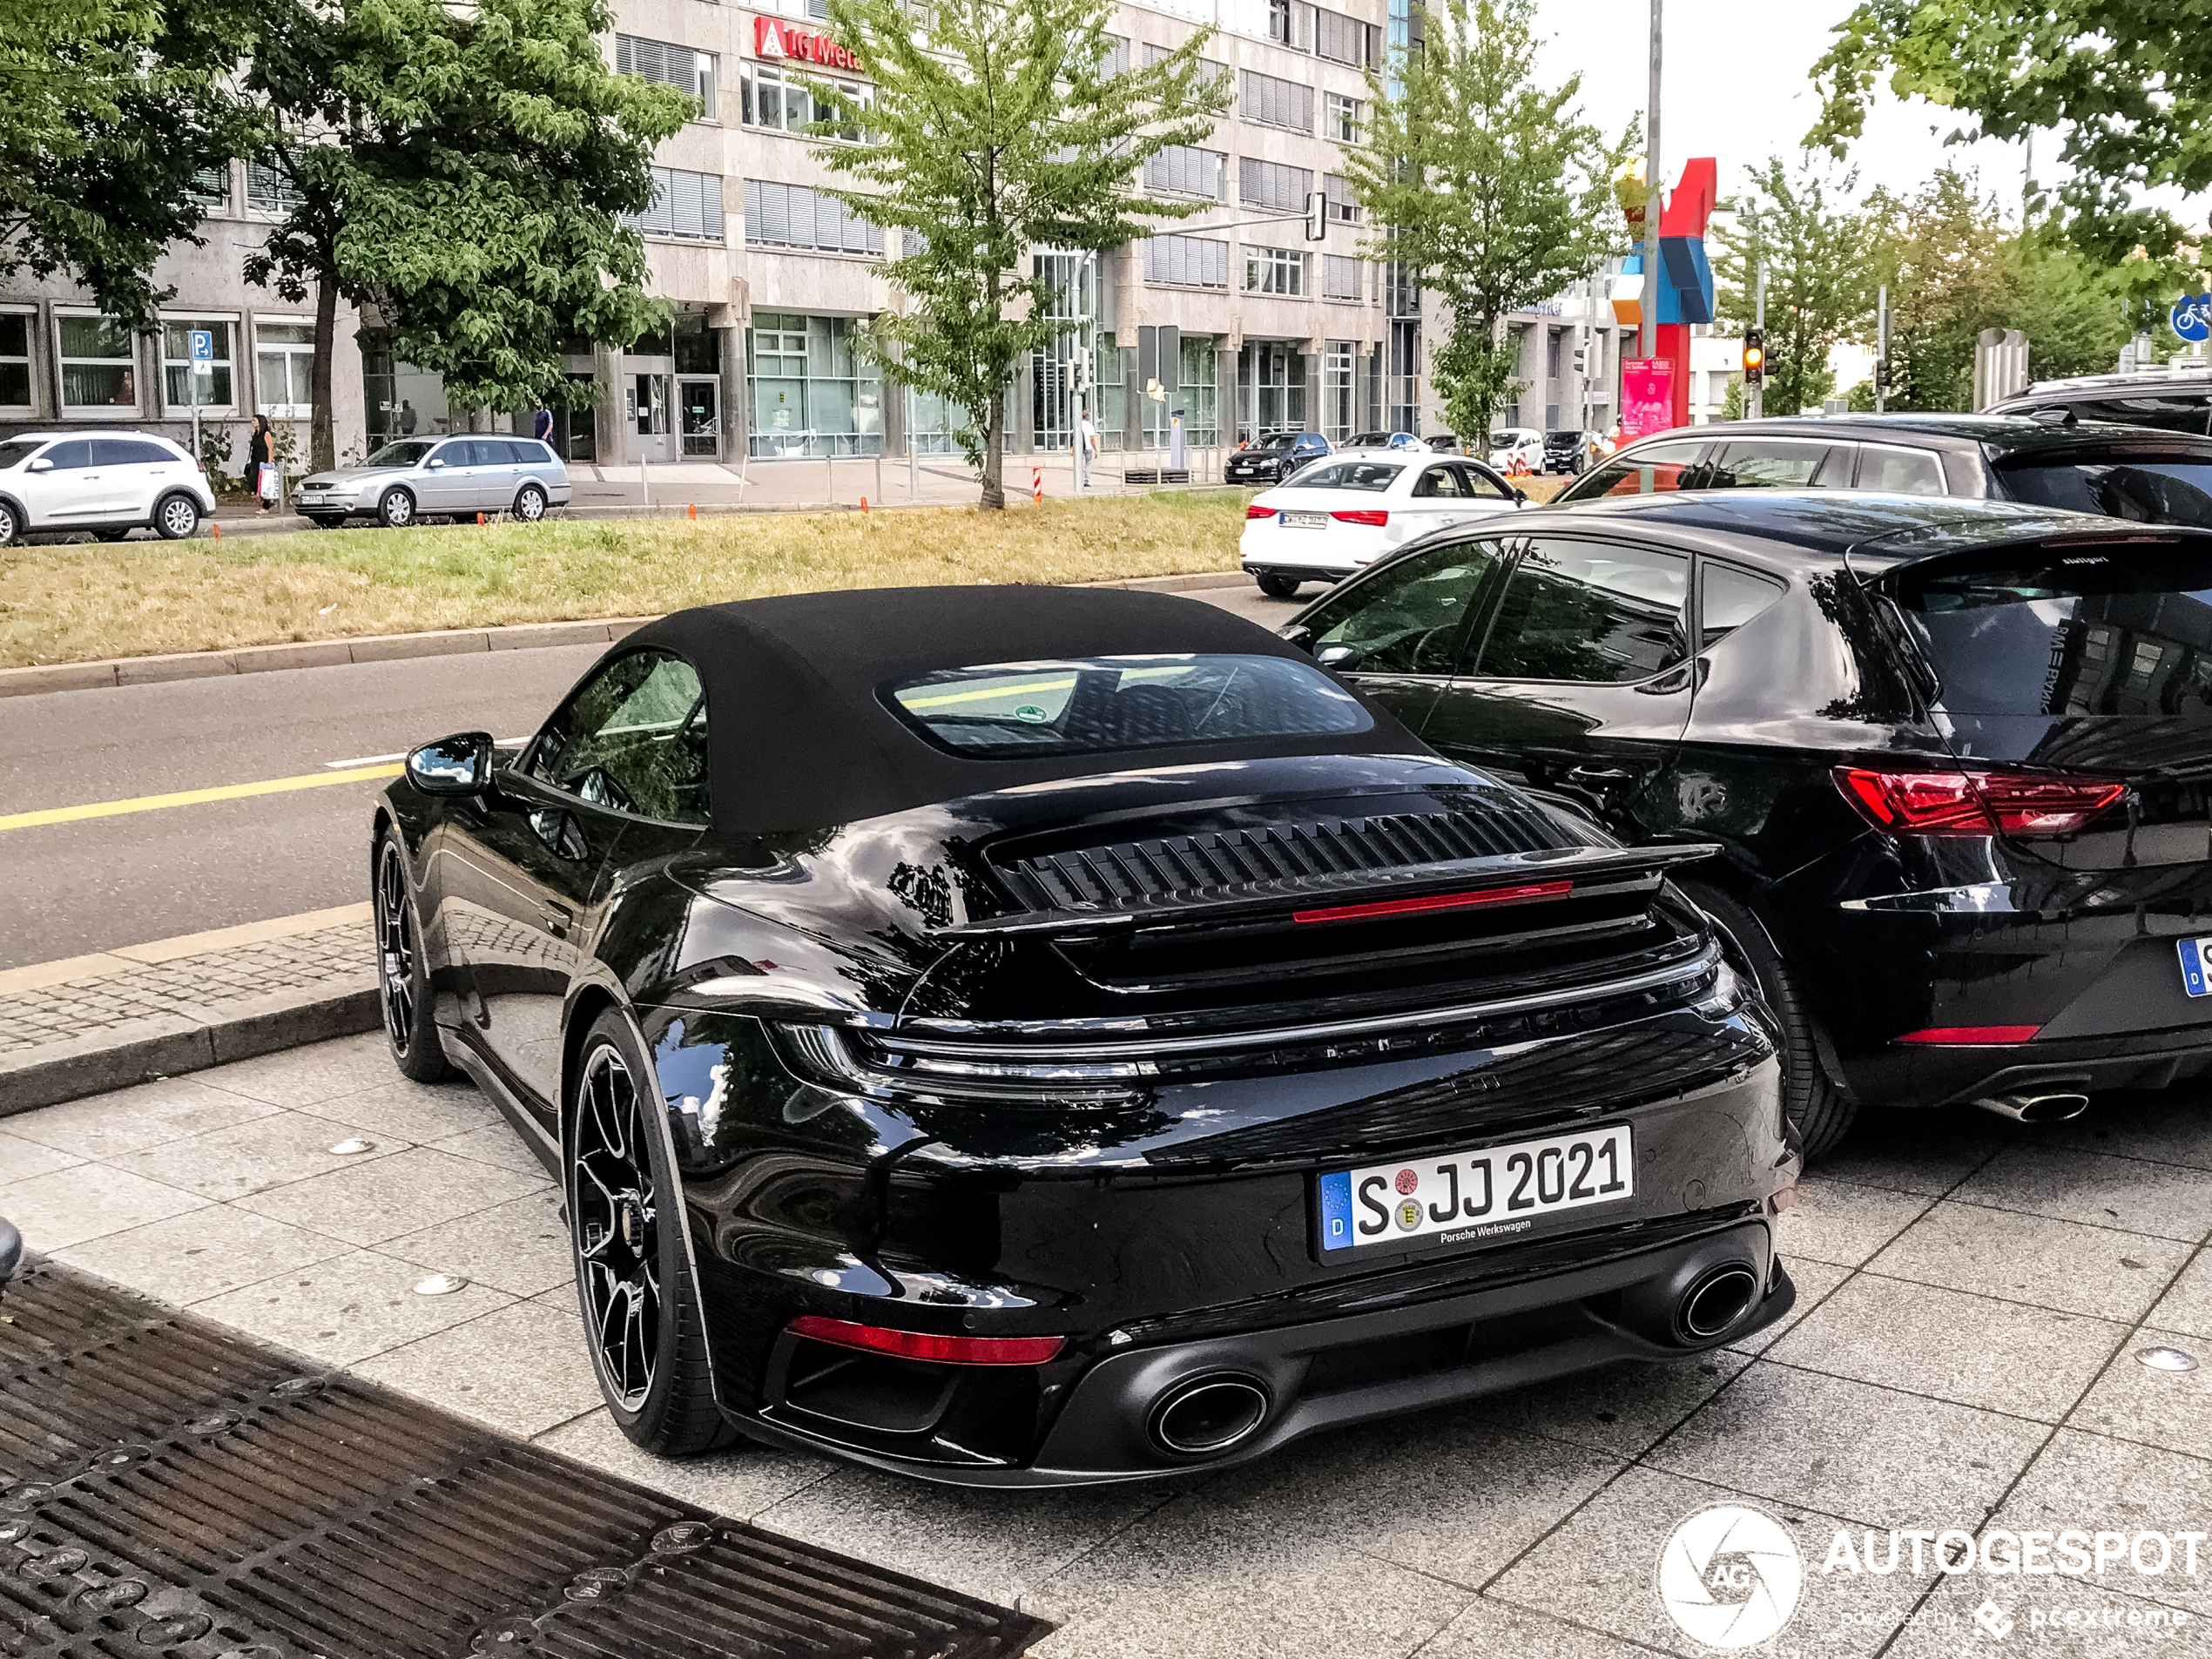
[0,764,403,833]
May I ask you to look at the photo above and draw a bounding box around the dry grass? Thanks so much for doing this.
[1,492,1248,669]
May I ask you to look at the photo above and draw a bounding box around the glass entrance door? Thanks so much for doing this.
[630,373,673,462]
[678,378,719,459]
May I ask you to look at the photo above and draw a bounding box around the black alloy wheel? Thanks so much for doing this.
[1678,878,1858,1163]
[375,833,452,1082]
[567,1012,732,1455]
[378,488,415,529]
[1256,572,1303,599]
[154,494,200,539]
[513,482,548,522]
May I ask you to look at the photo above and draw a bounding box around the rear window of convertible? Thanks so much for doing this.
[884,654,1372,757]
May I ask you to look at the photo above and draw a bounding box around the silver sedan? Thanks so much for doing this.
[293,436,573,529]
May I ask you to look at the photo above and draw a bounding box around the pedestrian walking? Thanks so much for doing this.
[246,415,277,513]
[399,400,418,436]
[532,400,554,445]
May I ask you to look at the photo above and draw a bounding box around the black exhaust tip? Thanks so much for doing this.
[1149,1374,1270,1457]
[1676,1264,1761,1342]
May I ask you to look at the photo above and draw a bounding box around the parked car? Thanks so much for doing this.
[1284,492,2212,1160]
[373,585,1793,1483]
[293,435,572,529]
[1551,414,2212,526]
[1488,427,1543,472]
[1224,431,1332,486]
[1987,368,2212,435]
[1543,429,1594,475]
[1424,434,1463,453]
[1241,452,1526,597]
[1344,431,1424,452]
[0,429,214,545]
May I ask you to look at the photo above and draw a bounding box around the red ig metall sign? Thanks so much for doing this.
[754,16,862,71]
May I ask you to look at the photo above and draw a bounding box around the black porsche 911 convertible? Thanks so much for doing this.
[372,585,1797,1486]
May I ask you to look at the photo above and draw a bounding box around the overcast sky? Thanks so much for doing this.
[1527,0,2033,212]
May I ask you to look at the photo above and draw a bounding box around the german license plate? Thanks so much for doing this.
[1316,1124,1633,1255]
[1282,510,1329,528]
[2179,938,2212,996]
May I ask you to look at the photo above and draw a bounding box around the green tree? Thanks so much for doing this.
[1339,0,1629,444]
[1710,158,1871,416]
[1809,0,2212,272]
[246,0,688,470]
[808,0,1230,509]
[0,0,259,326]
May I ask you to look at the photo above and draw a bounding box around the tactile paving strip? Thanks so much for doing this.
[0,1260,1046,1659]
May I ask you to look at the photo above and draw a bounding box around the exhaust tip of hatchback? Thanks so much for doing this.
[1676,1264,1762,1343]
[1976,1091,2090,1125]
[1149,1374,1271,1457]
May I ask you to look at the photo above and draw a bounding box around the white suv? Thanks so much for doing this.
[0,429,217,544]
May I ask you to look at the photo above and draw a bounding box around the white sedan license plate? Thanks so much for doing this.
[1282,510,1329,528]
[2180,938,2212,996]
[1317,1125,1633,1255]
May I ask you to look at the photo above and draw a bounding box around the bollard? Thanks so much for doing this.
[1031,467,1042,502]
[476,512,486,525]
[211,521,221,539]
[687,502,696,521]
[860,496,869,512]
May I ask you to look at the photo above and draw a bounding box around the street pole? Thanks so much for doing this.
[1876,283,1889,414]
[1640,0,1662,361]
[1749,259,1766,421]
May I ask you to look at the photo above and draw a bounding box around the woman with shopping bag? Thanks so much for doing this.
[247,415,278,512]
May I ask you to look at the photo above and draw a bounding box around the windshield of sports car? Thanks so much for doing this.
[885,654,1372,757]
[362,440,437,468]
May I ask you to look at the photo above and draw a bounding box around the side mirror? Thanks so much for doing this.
[1512,488,1528,504]
[406,732,493,794]
[426,457,447,469]
[1279,624,1314,652]
[27,456,52,472]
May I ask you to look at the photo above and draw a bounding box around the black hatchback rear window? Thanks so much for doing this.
[884,654,1372,757]
[2000,458,2212,528]
[1895,544,2212,716]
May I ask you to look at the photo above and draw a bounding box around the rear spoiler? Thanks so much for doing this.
[1844,518,2212,585]
[932,841,1718,938]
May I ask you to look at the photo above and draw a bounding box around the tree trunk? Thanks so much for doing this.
[310,273,338,473]
[981,395,1005,509]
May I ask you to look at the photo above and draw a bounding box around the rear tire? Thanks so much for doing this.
[513,482,548,522]
[377,488,415,529]
[1677,878,1858,1163]
[153,493,200,540]
[0,501,16,545]
[1256,572,1302,599]
[568,1010,736,1457]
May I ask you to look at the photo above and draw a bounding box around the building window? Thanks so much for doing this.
[57,314,137,411]
[625,166,726,242]
[160,319,235,409]
[1144,233,1229,289]
[1143,145,1224,200]
[187,165,232,212]
[1267,0,1293,44]
[1099,33,1130,74]
[1240,157,1312,215]
[255,320,315,416]
[246,162,304,215]
[1244,246,1306,296]
[746,312,883,458]
[739,63,869,139]
[1546,328,1561,379]
[1322,254,1364,301]
[1143,42,1227,83]
[1315,6,1368,64]
[1240,69,1313,132]
[744,179,880,254]
[1173,334,1218,448]
[1322,341,1354,441]
[1324,172,1359,224]
[0,314,30,408]
[1325,92,1363,144]
[360,331,454,445]
[617,35,718,119]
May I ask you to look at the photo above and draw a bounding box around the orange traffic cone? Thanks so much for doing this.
[476,511,486,525]
[687,502,696,520]
[860,496,870,512]
[211,521,221,539]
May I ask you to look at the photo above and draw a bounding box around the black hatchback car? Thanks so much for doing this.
[1287,494,2212,1159]
[1554,414,2212,527]
[1226,431,1331,485]
[373,585,1793,1485]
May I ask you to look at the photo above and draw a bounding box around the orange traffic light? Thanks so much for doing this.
[1743,329,1765,388]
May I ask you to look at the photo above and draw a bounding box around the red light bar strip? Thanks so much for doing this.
[1895,1025,2042,1046]
[786,1314,1066,1366]
[1293,880,1574,926]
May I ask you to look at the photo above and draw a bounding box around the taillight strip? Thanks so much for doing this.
[1895,1025,2042,1046]
[1292,880,1574,925]
[786,1315,1066,1366]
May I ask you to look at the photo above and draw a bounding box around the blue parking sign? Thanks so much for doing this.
[188,329,214,361]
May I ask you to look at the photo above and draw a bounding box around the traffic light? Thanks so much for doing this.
[1305,190,1327,242]
[1742,329,1764,388]
[1873,358,1891,391]
[1571,334,1588,375]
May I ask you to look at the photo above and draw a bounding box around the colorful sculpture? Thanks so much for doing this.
[1612,157,1717,432]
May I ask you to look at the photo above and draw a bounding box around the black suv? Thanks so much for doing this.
[1225,431,1331,485]
[1285,493,2212,1160]
[1988,370,2212,435]
[1543,430,1592,475]
[1554,414,2212,526]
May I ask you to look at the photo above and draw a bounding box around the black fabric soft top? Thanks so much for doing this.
[620,585,1420,832]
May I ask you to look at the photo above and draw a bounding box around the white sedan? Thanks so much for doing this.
[1239,453,1526,597]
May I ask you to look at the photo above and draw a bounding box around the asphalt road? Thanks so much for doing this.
[0,579,1299,968]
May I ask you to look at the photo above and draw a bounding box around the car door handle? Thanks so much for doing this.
[541,900,572,938]
[1566,765,1635,786]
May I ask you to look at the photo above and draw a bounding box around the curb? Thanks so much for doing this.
[0,571,1249,698]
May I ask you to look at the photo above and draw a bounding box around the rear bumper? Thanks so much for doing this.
[733,1218,1789,1487]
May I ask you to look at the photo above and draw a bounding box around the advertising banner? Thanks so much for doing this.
[1621,357,1676,439]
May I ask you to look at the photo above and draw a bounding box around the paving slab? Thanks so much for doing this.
[1995,1427,2212,1619]
[189,1244,516,1364]
[352,1297,605,1437]
[1953,1146,2212,1244]
[1866,1200,2195,1323]
[2068,1326,2212,1460]
[51,1204,348,1304]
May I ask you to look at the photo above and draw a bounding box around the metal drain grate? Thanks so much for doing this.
[0,1260,1047,1659]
